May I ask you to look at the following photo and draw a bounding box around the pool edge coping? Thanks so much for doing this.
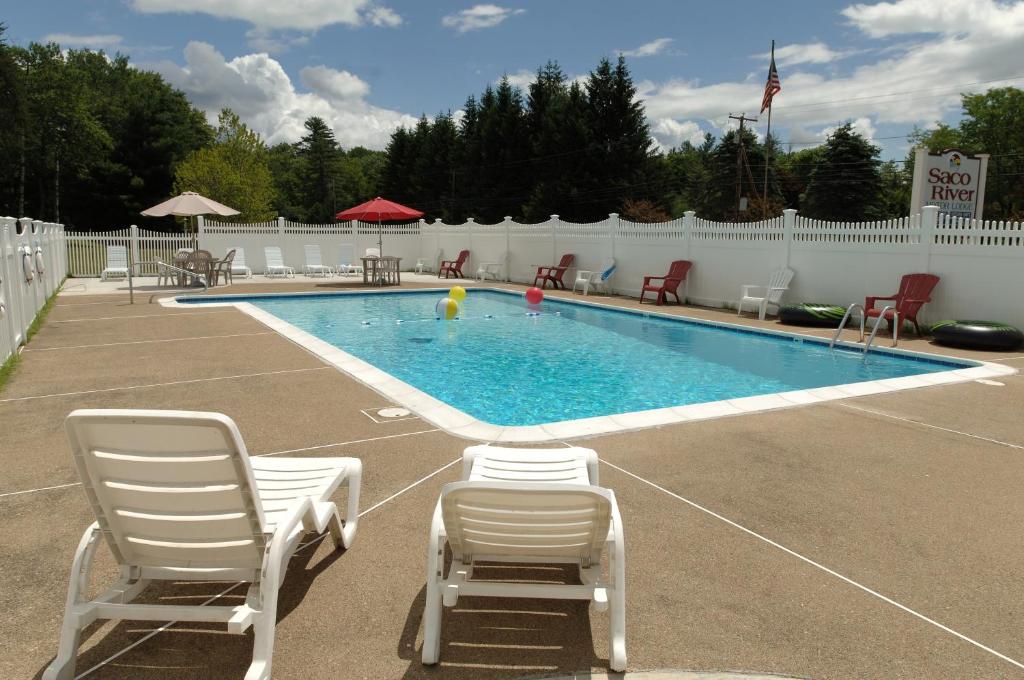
[158,288,1018,443]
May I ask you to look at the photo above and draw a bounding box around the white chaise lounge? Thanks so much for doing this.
[303,244,334,277]
[338,243,363,276]
[44,409,362,680]
[231,247,253,278]
[100,245,129,281]
[423,444,625,671]
[738,267,794,320]
[475,251,508,282]
[264,246,295,278]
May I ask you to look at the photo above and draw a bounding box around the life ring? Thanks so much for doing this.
[0,295,6,319]
[779,303,846,327]
[34,246,45,275]
[931,320,1023,351]
[22,247,34,282]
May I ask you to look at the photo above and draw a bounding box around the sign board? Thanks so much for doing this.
[910,148,988,219]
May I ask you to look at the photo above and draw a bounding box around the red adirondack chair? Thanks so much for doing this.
[533,254,575,289]
[865,273,940,336]
[640,260,693,305]
[438,250,470,279]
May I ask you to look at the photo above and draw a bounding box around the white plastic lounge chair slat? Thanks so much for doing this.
[48,409,362,680]
[462,444,598,485]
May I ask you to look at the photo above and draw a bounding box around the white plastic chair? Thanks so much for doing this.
[416,249,442,274]
[573,258,616,296]
[45,409,361,680]
[365,247,380,258]
[100,245,128,281]
[264,246,294,278]
[338,243,363,276]
[422,479,626,671]
[475,252,507,282]
[232,247,253,278]
[738,267,794,320]
[302,244,334,277]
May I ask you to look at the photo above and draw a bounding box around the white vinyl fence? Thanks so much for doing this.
[66,225,193,277]
[1,217,67,366]
[66,207,1024,329]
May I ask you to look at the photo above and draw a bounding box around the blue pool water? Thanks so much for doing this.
[184,290,970,426]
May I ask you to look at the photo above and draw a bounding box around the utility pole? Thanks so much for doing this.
[729,113,758,216]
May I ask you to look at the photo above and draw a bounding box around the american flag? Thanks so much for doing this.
[760,50,781,113]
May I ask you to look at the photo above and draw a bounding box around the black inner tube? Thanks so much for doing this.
[931,320,1023,351]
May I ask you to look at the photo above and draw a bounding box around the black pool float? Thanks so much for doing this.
[931,320,1024,351]
[778,303,847,327]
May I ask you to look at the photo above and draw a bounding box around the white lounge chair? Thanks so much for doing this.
[45,409,362,680]
[338,243,363,276]
[475,251,507,282]
[738,267,794,320]
[462,443,598,484]
[416,249,442,275]
[232,247,253,278]
[100,245,129,281]
[365,247,380,258]
[423,444,624,671]
[264,246,294,278]
[573,258,616,296]
[302,244,334,277]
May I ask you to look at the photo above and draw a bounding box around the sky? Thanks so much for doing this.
[6,0,1024,159]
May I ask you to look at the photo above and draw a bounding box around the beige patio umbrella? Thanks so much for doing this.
[141,191,240,245]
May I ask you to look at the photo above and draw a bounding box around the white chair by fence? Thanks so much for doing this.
[416,249,442,275]
[100,245,129,281]
[45,409,362,680]
[263,246,294,278]
[475,252,507,282]
[232,247,253,278]
[365,247,380,258]
[737,267,794,320]
[573,258,616,296]
[423,443,624,671]
[338,244,363,276]
[302,244,334,277]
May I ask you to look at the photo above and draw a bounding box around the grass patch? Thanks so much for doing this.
[0,279,65,393]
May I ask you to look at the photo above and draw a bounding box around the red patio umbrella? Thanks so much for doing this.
[335,197,424,260]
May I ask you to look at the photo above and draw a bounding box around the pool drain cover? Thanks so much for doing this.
[408,337,433,344]
[377,407,411,418]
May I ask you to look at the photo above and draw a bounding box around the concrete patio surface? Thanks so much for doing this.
[1,276,1021,679]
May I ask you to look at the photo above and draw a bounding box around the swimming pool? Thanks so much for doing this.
[173,289,1010,441]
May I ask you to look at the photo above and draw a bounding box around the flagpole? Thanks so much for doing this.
[762,40,774,219]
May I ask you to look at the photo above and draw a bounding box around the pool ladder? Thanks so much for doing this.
[829,303,899,354]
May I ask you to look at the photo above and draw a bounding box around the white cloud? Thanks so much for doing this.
[149,42,417,149]
[621,38,673,58]
[755,41,854,67]
[840,0,1016,38]
[640,0,1024,143]
[820,116,878,142]
[42,33,123,49]
[300,65,371,101]
[244,28,310,54]
[650,118,707,152]
[442,5,525,33]
[129,0,402,31]
[368,7,402,27]
[503,69,535,89]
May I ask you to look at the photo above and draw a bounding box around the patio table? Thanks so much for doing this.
[360,256,402,286]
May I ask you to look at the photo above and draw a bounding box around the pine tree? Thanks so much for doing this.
[802,123,882,221]
[297,116,341,222]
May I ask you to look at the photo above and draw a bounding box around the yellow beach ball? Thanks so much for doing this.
[449,285,467,303]
[435,297,459,320]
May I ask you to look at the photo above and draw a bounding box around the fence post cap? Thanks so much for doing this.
[503,216,512,221]
[683,210,695,217]
[550,214,559,220]
[782,208,797,215]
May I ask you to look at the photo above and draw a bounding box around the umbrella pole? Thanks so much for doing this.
[377,212,383,286]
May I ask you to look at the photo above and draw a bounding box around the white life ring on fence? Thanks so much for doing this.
[22,247,35,282]
[0,295,6,319]
[34,246,45,275]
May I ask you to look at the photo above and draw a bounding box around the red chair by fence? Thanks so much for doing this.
[533,254,575,289]
[865,273,940,336]
[438,250,470,279]
[640,260,693,305]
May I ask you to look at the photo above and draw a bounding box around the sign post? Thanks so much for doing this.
[910,148,989,219]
